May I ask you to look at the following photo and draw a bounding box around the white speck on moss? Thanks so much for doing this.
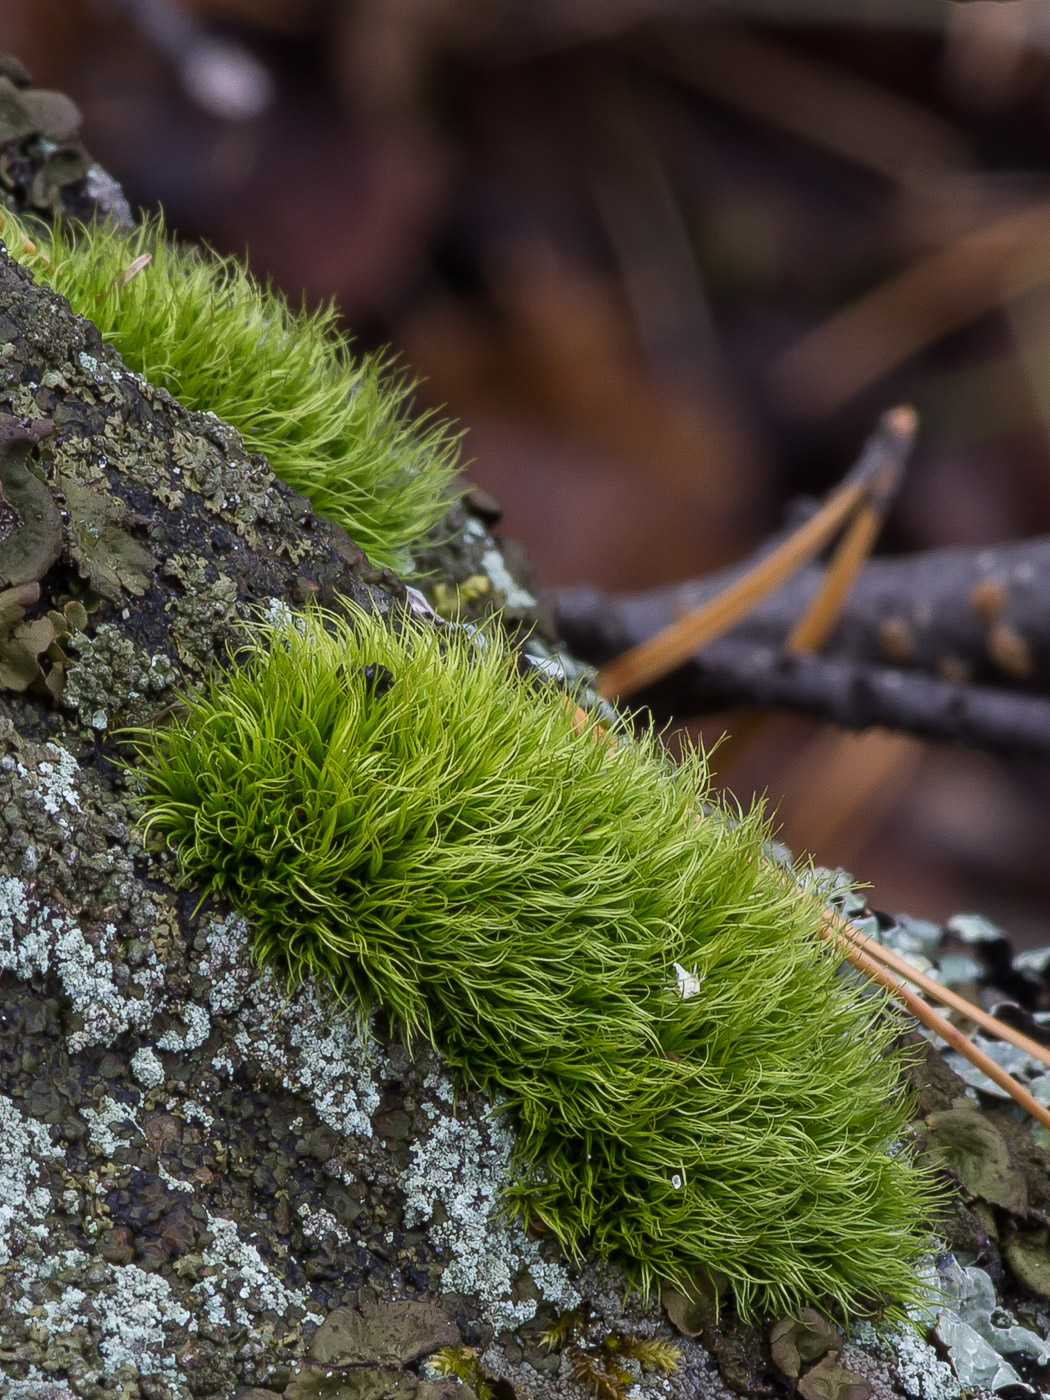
[405,1066,579,1331]
[130,1046,166,1088]
[0,1094,61,1267]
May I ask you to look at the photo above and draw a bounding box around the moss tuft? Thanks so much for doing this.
[132,603,938,1321]
[0,208,461,571]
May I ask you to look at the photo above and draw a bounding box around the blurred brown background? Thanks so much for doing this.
[7,0,1050,943]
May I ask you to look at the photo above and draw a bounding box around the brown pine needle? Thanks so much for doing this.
[596,406,914,701]
[784,504,884,653]
[831,931,1050,1134]
[717,405,914,775]
[769,198,1050,419]
[102,252,153,300]
[595,479,864,700]
[827,907,1050,1072]
[785,402,910,651]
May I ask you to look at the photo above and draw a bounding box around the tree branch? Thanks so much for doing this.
[633,639,1050,756]
[552,530,1050,754]
[556,534,1050,689]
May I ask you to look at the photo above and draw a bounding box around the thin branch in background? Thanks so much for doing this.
[595,406,914,700]
[785,406,912,653]
[711,407,912,784]
[648,640,1050,755]
[555,529,1050,702]
[772,424,919,859]
[639,23,971,189]
[769,197,1050,419]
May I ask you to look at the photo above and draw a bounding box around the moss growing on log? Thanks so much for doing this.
[134,602,939,1322]
[0,208,461,572]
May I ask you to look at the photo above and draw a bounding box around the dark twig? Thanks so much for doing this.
[594,408,914,701]
[620,639,1050,756]
[555,533,1050,696]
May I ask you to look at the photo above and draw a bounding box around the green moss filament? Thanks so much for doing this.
[0,210,461,571]
[134,604,937,1320]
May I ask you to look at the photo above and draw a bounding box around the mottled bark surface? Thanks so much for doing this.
[6,239,1050,1400]
[0,246,741,1400]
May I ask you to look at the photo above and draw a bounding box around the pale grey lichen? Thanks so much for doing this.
[852,1321,964,1400]
[80,1095,141,1161]
[64,623,177,728]
[197,905,580,1334]
[852,1253,1050,1399]
[17,741,81,820]
[479,545,537,610]
[76,1090,321,1336]
[129,1046,166,1089]
[0,872,49,977]
[16,1257,194,1380]
[53,916,147,1052]
[1,896,162,1052]
[922,1256,1050,1393]
[219,926,383,1141]
[197,908,256,1017]
[198,1214,322,1330]
[0,1094,62,1267]
[156,999,212,1051]
[197,907,386,1136]
[404,1063,580,1332]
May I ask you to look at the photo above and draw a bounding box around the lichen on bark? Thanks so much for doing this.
[0,239,727,1400]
